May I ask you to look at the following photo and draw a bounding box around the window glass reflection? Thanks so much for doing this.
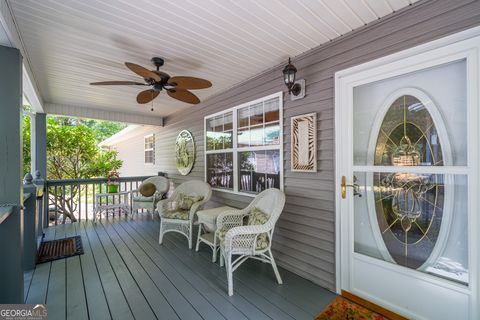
[206,153,233,189]
[239,150,280,193]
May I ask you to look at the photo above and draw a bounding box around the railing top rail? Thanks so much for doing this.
[46,175,153,186]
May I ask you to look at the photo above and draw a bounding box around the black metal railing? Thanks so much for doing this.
[45,176,150,225]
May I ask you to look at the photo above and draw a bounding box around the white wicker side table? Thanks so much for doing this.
[195,206,234,262]
[93,191,131,222]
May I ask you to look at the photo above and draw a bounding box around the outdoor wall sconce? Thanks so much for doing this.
[283,57,305,100]
[283,57,301,96]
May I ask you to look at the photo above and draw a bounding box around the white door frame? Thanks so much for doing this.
[335,26,480,319]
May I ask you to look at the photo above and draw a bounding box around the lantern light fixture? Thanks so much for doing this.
[282,57,301,96]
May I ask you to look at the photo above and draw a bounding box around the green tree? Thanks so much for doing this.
[81,119,127,143]
[22,115,123,223]
[46,117,122,223]
[46,117,122,180]
[23,115,31,175]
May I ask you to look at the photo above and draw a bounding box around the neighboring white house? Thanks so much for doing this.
[100,125,161,177]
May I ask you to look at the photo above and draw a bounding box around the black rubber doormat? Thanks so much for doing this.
[37,235,84,264]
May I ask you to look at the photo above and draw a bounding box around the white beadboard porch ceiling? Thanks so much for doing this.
[9,0,419,119]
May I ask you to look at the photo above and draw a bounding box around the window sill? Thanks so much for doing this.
[210,187,283,198]
[211,187,257,198]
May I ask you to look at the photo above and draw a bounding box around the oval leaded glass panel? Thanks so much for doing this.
[374,95,444,269]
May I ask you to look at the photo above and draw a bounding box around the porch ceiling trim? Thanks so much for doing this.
[44,103,164,126]
[0,0,44,113]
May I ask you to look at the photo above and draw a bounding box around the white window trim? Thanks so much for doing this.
[204,91,284,197]
[144,134,155,165]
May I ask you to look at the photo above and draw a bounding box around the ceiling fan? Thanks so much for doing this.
[90,57,212,105]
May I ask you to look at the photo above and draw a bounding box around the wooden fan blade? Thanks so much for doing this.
[90,81,145,85]
[137,89,159,104]
[125,62,161,82]
[168,76,212,89]
[167,89,200,104]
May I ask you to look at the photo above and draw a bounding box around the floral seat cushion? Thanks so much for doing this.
[133,195,154,202]
[162,194,204,220]
[178,193,204,210]
[162,209,190,220]
[218,207,269,250]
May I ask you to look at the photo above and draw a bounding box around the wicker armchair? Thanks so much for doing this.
[216,188,285,296]
[158,180,212,249]
[131,176,170,216]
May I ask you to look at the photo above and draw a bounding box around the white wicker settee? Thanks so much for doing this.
[157,180,212,249]
[131,176,170,216]
[216,188,286,296]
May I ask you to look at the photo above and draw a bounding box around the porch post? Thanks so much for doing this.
[31,112,47,229]
[0,45,24,303]
[31,112,47,178]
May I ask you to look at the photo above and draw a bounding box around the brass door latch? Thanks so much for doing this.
[341,176,362,199]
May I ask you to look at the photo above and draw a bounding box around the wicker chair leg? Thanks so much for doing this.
[268,248,283,284]
[195,224,202,252]
[212,234,218,262]
[159,220,164,244]
[188,223,193,249]
[227,254,234,296]
[220,248,224,267]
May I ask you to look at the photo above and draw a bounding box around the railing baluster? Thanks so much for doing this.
[44,183,49,229]
[78,183,81,221]
[85,184,88,221]
[62,185,66,224]
[92,183,96,221]
[70,184,74,222]
[54,186,58,226]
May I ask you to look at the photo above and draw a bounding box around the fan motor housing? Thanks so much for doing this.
[151,57,164,68]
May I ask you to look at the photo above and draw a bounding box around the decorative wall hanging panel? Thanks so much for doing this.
[291,113,316,172]
[175,130,195,175]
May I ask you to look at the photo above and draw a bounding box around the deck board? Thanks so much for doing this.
[26,216,336,320]
[100,220,180,320]
[119,218,266,320]
[106,221,203,320]
[25,225,56,305]
[45,219,67,320]
[82,220,134,320]
[77,221,111,320]
[92,220,157,319]
[65,223,89,320]
[117,219,226,320]
[136,219,300,320]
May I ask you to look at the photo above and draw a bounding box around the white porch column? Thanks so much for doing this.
[0,45,23,303]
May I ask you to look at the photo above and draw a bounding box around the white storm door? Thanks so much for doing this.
[335,28,480,320]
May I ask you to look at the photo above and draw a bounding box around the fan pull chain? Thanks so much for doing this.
[151,90,154,112]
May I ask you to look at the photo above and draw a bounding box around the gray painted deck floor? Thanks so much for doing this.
[24,215,336,320]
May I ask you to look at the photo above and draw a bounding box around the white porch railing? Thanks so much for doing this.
[45,175,151,225]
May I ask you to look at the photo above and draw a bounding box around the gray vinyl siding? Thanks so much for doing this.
[110,0,480,291]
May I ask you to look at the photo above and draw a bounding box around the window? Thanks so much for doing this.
[144,134,155,164]
[205,92,282,195]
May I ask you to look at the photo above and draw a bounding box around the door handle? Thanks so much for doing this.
[341,176,362,199]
